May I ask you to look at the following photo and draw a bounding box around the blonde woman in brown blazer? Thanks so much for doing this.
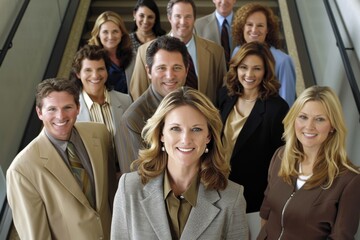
[258,86,360,239]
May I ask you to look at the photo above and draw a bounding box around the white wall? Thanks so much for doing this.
[0,0,69,171]
[296,0,360,166]
[296,1,360,238]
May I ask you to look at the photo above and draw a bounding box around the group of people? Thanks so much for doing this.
[6,0,360,239]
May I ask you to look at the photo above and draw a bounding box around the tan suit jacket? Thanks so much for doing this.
[7,122,114,240]
[129,34,227,103]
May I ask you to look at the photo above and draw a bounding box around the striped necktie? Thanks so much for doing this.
[67,141,95,208]
[186,53,198,89]
[221,19,230,67]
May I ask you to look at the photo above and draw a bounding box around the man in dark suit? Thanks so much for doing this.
[118,36,188,170]
[129,0,227,104]
[7,78,116,239]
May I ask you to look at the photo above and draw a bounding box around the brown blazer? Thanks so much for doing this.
[129,34,227,103]
[7,122,115,240]
[258,146,360,240]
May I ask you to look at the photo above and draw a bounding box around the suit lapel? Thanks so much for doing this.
[181,184,220,239]
[40,131,90,206]
[75,124,105,211]
[140,174,172,240]
[233,100,265,154]
[208,13,221,43]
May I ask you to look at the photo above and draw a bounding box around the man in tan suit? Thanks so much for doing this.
[7,78,116,240]
[130,0,227,104]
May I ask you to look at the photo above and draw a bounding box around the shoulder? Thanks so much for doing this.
[122,89,150,119]
[218,180,244,204]
[195,35,222,51]
[75,122,107,132]
[119,172,143,194]
[270,47,293,63]
[195,13,214,25]
[265,96,289,110]
[109,90,132,105]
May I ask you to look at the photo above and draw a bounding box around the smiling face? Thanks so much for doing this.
[243,11,268,43]
[36,91,79,141]
[99,21,122,50]
[76,58,108,95]
[146,49,187,97]
[295,101,333,154]
[213,0,236,17]
[133,6,156,33]
[237,54,264,94]
[161,105,211,172]
[168,2,195,43]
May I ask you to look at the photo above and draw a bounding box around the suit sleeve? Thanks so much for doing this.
[329,174,360,239]
[111,173,130,239]
[226,185,249,239]
[259,147,282,220]
[129,46,150,100]
[118,116,143,172]
[7,169,52,240]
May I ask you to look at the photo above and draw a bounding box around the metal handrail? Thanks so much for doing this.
[0,0,30,67]
[323,0,360,118]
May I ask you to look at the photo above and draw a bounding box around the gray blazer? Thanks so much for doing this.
[118,86,162,172]
[77,90,132,173]
[195,11,235,53]
[111,172,249,240]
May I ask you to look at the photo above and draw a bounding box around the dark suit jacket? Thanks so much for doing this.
[111,172,249,239]
[258,147,360,240]
[118,86,162,170]
[218,87,289,213]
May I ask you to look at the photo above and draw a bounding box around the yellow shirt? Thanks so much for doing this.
[222,104,248,163]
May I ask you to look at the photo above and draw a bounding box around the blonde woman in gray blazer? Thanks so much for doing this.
[111,87,248,240]
[72,45,132,174]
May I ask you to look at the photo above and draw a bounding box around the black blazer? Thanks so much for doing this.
[218,87,289,213]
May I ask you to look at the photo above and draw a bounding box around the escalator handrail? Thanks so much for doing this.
[0,0,30,67]
[323,0,360,118]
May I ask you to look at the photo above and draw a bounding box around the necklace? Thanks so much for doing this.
[241,96,257,102]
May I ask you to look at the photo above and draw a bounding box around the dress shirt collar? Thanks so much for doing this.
[82,89,110,110]
[215,10,233,27]
[163,169,199,207]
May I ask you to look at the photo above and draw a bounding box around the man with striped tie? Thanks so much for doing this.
[7,78,116,240]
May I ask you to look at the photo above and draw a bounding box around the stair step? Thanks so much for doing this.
[81,0,281,46]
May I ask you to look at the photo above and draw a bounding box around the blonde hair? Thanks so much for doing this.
[279,86,359,189]
[132,87,230,190]
[88,11,133,68]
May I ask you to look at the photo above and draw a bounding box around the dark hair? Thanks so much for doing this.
[88,11,133,69]
[133,0,166,36]
[167,0,196,19]
[232,3,280,49]
[36,78,80,109]
[146,35,189,73]
[70,44,113,90]
[225,41,280,99]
